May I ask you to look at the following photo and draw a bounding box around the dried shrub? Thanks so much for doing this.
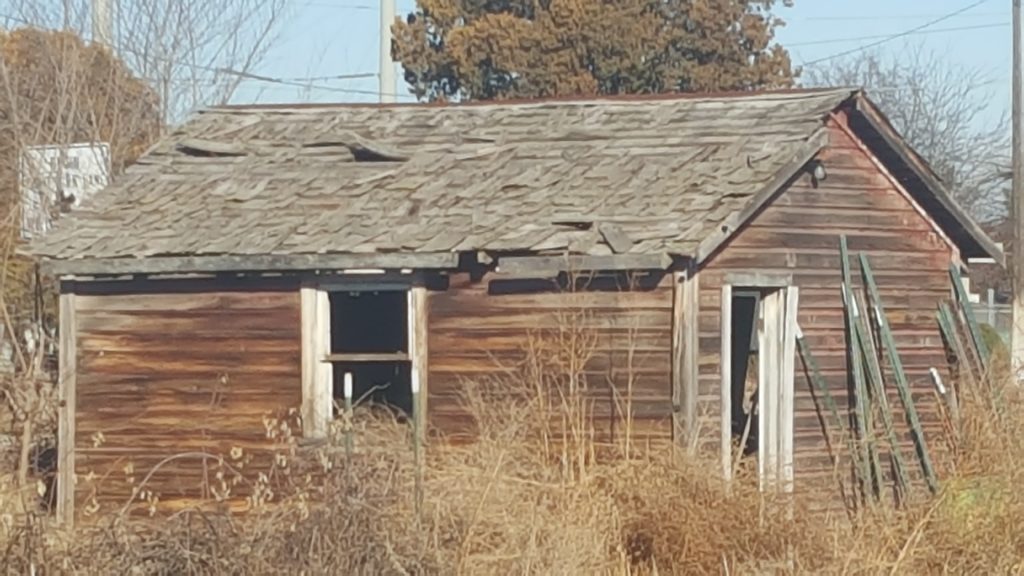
[0,334,1021,574]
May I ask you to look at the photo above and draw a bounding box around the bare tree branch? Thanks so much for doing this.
[804,44,1010,223]
[3,0,288,124]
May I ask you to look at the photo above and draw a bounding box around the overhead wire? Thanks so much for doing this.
[789,22,1007,48]
[0,11,414,100]
[800,0,994,67]
[3,3,999,98]
[797,11,1002,22]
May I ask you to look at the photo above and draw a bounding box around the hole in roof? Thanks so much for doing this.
[350,146,406,162]
[551,220,593,230]
[176,139,247,157]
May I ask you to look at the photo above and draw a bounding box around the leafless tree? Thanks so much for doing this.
[0,0,285,502]
[804,45,1010,223]
[3,0,288,124]
[0,27,161,498]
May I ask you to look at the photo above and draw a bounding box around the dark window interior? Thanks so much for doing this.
[330,290,407,354]
[329,290,411,415]
[332,362,413,415]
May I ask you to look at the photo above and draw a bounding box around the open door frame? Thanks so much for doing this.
[720,274,799,493]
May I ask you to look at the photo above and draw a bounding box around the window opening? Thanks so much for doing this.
[328,289,412,416]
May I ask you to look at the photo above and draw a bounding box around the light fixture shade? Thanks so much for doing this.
[812,162,827,181]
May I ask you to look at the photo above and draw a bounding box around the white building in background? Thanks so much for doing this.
[19,143,110,240]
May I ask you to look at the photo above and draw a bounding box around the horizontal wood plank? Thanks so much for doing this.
[699,117,959,505]
[73,278,301,520]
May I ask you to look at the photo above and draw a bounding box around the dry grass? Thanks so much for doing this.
[0,361,1021,574]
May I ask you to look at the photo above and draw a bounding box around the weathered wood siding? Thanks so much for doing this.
[699,113,954,498]
[427,274,675,444]
[72,279,301,518]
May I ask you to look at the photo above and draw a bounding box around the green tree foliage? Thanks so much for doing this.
[394,0,797,101]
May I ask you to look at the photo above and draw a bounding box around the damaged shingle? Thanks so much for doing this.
[30,90,855,260]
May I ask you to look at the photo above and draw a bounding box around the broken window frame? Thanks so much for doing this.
[300,277,428,439]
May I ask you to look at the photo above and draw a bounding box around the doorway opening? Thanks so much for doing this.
[328,289,413,416]
[721,281,798,492]
[729,291,761,458]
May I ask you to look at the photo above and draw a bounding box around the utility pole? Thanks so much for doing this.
[1012,0,1024,379]
[379,0,397,104]
[92,0,113,48]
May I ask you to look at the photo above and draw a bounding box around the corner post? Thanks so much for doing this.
[301,284,331,438]
[720,283,733,482]
[57,283,77,526]
[408,286,429,444]
[672,265,700,452]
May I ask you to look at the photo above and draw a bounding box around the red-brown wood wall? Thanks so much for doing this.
[426,273,676,445]
[72,279,301,519]
[62,111,966,517]
[697,113,955,499]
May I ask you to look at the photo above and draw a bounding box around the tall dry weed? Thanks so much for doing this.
[0,337,1021,573]
[836,369,1024,574]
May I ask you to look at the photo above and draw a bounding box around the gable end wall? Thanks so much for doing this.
[698,112,955,498]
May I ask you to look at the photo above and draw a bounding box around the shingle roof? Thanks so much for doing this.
[31,89,857,263]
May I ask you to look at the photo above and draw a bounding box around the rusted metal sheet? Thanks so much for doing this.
[698,119,956,506]
[71,278,301,520]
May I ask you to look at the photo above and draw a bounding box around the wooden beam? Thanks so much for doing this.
[671,273,684,443]
[300,286,317,438]
[42,252,462,277]
[497,253,672,277]
[930,367,961,443]
[720,283,733,483]
[780,287,799,493]
[694,131,829,264]
[724,272,792,288]
[759,289,781,491]
[409,287,429,444]
[315,289,333,434]
[324,352,409,363]
[937,302,979,389]
[681,267,700,453]
[301,286,331,439]
[57,288,77,526]
[796,324,852,490]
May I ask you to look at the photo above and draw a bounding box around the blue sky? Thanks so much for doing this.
[233,0,1011,121]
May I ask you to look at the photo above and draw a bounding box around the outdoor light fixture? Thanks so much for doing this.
[810,160,827,182]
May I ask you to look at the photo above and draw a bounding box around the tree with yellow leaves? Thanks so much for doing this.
[394,0,797,101]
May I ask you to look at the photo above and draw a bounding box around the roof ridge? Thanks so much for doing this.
[206,87,860,113]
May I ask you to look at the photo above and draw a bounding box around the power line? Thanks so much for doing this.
[291,1,374,10]
[221,69,401,96]
[790,22,1007,48]
[292,0,418,12]
[797,11,1003,22]
[280,72,377,82]
[0,11,414,100]
[801,0,993,67]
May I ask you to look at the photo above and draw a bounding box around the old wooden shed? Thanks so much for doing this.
[30,89,1001,523]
